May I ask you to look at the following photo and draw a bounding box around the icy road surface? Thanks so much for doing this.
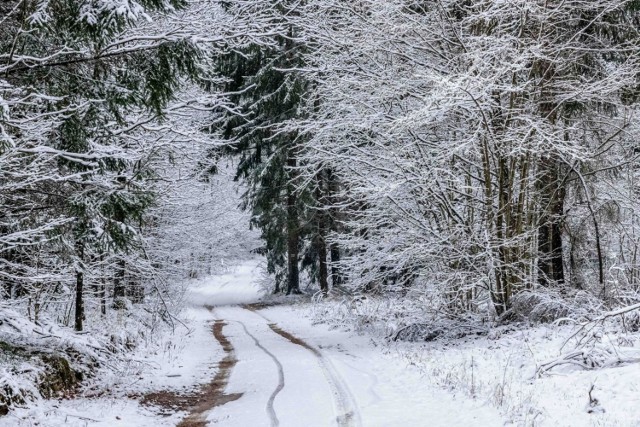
[182,260,503,427]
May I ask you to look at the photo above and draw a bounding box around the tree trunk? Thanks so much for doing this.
[535,54,565,287]
[286,209,300,294]
[74,242,84,332]
[330,243,342,286]
[537,160,566,286]
[101,282,107,316]
[326,169,344,287]
[113,259,125,301]
[286,150,300,295]
[316,207,329,296]
[317,234,329,295]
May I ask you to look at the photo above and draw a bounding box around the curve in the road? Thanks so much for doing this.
[266,322,363,427]
[235,320,285,427]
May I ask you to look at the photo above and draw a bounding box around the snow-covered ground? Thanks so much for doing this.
[198,303,503,426]
[308,298,640,427]
[0,304,224,427]
[0,261,266,427]
[5,259,639,426]
[186,261,267,307]
[388,322,640,427]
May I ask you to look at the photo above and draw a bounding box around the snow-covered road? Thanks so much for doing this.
[0,260,504,426]
[197,305,360,427]
[182,260,503,427]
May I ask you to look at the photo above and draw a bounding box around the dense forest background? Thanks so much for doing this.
[2,0,640,414]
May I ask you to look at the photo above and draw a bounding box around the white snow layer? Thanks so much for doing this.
[5,259,639,426]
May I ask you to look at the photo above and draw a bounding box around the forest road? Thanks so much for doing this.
[201,305,362,427]
[171,260,503,427]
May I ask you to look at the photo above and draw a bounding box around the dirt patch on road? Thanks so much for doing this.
[140,320,241,426]
[267,323,321,357]
[242,301,283,311]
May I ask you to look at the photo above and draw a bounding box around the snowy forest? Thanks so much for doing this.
[2,0,640,426]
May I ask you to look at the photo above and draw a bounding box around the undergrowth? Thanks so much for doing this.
[309,287,640,426]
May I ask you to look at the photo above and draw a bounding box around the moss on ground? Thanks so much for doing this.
[0,340,85,413]
[38,355,83,399]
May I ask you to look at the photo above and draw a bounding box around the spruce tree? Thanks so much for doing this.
[1,0,201,329]
[213,1,310,294]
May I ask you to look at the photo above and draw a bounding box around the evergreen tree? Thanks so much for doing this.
[1,0,201,329]
[213,1,310,294]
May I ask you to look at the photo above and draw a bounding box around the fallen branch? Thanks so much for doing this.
[538,346,640,376]
[561,303,640,352]
[535,303,640,376]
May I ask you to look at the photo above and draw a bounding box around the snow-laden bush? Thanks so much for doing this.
[0,297,181,414]
[509,288,600,323]
[311,291,492,342]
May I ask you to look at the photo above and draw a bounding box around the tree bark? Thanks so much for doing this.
[330,243,342,286]
[114,258,126,301]
[326,169,344,287]
[101,282,107,316]
[316,185,329,295]
[286,149,300,295]
[537,160,566,286]
[317,233,329,295]
[74,242,84,332]
[534,52,566,287]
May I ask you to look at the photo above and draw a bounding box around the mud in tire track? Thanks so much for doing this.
[267,324,361,427]
[142,307,361,427]
[141,320,241,427]
[243,305,362,427]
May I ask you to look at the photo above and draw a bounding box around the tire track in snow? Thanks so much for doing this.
[244,306,362,427]
[142,320,242,427]
[338,359,382,405]
[234,320,285,427]
[267,323,362,427]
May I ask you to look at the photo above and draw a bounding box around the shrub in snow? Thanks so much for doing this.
[0,299,182,414]
[509,289,598,323]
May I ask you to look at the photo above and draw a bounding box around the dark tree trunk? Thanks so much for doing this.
[535,56,566,287]
[74,242,84,332]
[538,161,566,286]
[326,168,344,287]
[318,239,329,295]
[286,209,300,294]
[101,283,107,316]
[75,269,84,331]
[316,182,329,295]
[330,243,342,286]
[286,150,300,295]
[114,259,126,300]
